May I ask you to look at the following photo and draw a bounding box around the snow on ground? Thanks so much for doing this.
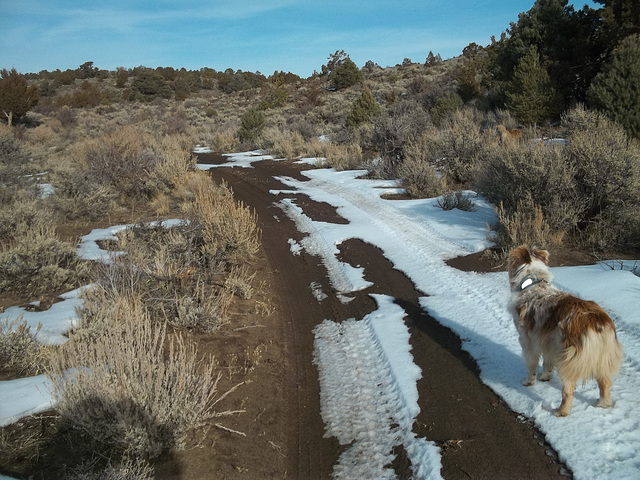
[196,149,278,169]
[2,151,639,479]
[0,220,187,430]
[314,294,442,479]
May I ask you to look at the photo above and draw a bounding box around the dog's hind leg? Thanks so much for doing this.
[556,380,576,417]
[539,357,554,381]
[596,376,613,408]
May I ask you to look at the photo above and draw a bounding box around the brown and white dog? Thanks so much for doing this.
[508,245,623,416]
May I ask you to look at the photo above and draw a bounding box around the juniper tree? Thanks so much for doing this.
[0,68,38,127]
[346,88,382,128]
[505,46,558,125]
[588,34,640,139]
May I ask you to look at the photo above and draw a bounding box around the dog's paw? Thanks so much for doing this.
[539,372,553,382]
[522,378,536,387]
[596,398,613,409]
[554,407,571,417]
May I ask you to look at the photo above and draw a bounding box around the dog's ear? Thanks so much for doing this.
[532,248,549,265]
[509,245,531,263]
[508,245,531,277]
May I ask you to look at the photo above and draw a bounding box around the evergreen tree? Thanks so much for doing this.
[588,34,640,138]
[238,107,266,143]
[330,58,363,90]
[346,88,382,128]
[505,46,558,125]
[0,68,38,126]
[594,0,640,48]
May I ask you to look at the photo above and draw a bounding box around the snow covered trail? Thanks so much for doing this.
[275,165,640,480]
[313,295,442,479]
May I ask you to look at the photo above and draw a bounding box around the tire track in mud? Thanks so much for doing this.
[204,159,569,479]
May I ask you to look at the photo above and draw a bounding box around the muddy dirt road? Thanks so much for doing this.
[203,155,569,479]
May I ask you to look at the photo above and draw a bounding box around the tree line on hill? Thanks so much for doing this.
[1,0,639,137]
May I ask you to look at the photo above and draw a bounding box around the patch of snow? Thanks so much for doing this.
[0,374,54,427]
[313,294,442,479]
[273,160,640,479]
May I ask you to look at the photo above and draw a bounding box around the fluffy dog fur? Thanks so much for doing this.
[508,245,623,416]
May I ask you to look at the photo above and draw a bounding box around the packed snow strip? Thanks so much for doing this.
[196,149,278,170]
[313,295,442,480]
[273,162,640,479]
[0,375,54,427]
[276,197,372,294]
[77,218,186,263]
[0,286,88,346]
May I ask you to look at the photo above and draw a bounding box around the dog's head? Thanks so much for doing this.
[508,245,552,292]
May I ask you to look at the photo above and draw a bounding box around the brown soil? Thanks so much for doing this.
[184,157,572,479]
[1,156,576,479]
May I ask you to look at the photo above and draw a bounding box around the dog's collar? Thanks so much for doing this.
[517,274,545,292]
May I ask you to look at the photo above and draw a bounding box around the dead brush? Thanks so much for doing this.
[225,264,257,300]
[48,294,241,459]
[0,316,44,377]
[90,222,233,333]
[182,180,261,265]
[0,221,90,296]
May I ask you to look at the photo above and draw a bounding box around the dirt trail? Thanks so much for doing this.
[204,157,570,479]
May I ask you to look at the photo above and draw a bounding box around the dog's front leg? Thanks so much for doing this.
[518,334,539,386]
[522,352,539,386]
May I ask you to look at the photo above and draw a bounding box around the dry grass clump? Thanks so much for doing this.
[321,142,363,171]
[182,179,261,265]
[0,221,90,296]
[87,221,233,333]
[492,197,555,249]
[397,137,445,198]
[48,294,232,459]
[0,316,44,377]
[263,127,307,160]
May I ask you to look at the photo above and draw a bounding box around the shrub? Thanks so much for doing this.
[330,58,363,90]
[346,88,382,128]
[48,165,118,220]
[430,94,463,126]
[476,139,580,245]
[0,221,90,296]
[81,127,170,200]
[130,69,172,101]
[563,105,640,249]
[0,316,43,377]
[436,191,477,212]
[237,107,266,144]
[182,180,261,264]
[372,100,431,177]
[431,108,485,185]
[397,138,445,198]
[48,295,231,458]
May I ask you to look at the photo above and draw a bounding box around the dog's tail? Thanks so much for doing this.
[558,300,623,383]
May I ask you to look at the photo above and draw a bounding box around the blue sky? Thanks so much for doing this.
[1,1,595,77]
